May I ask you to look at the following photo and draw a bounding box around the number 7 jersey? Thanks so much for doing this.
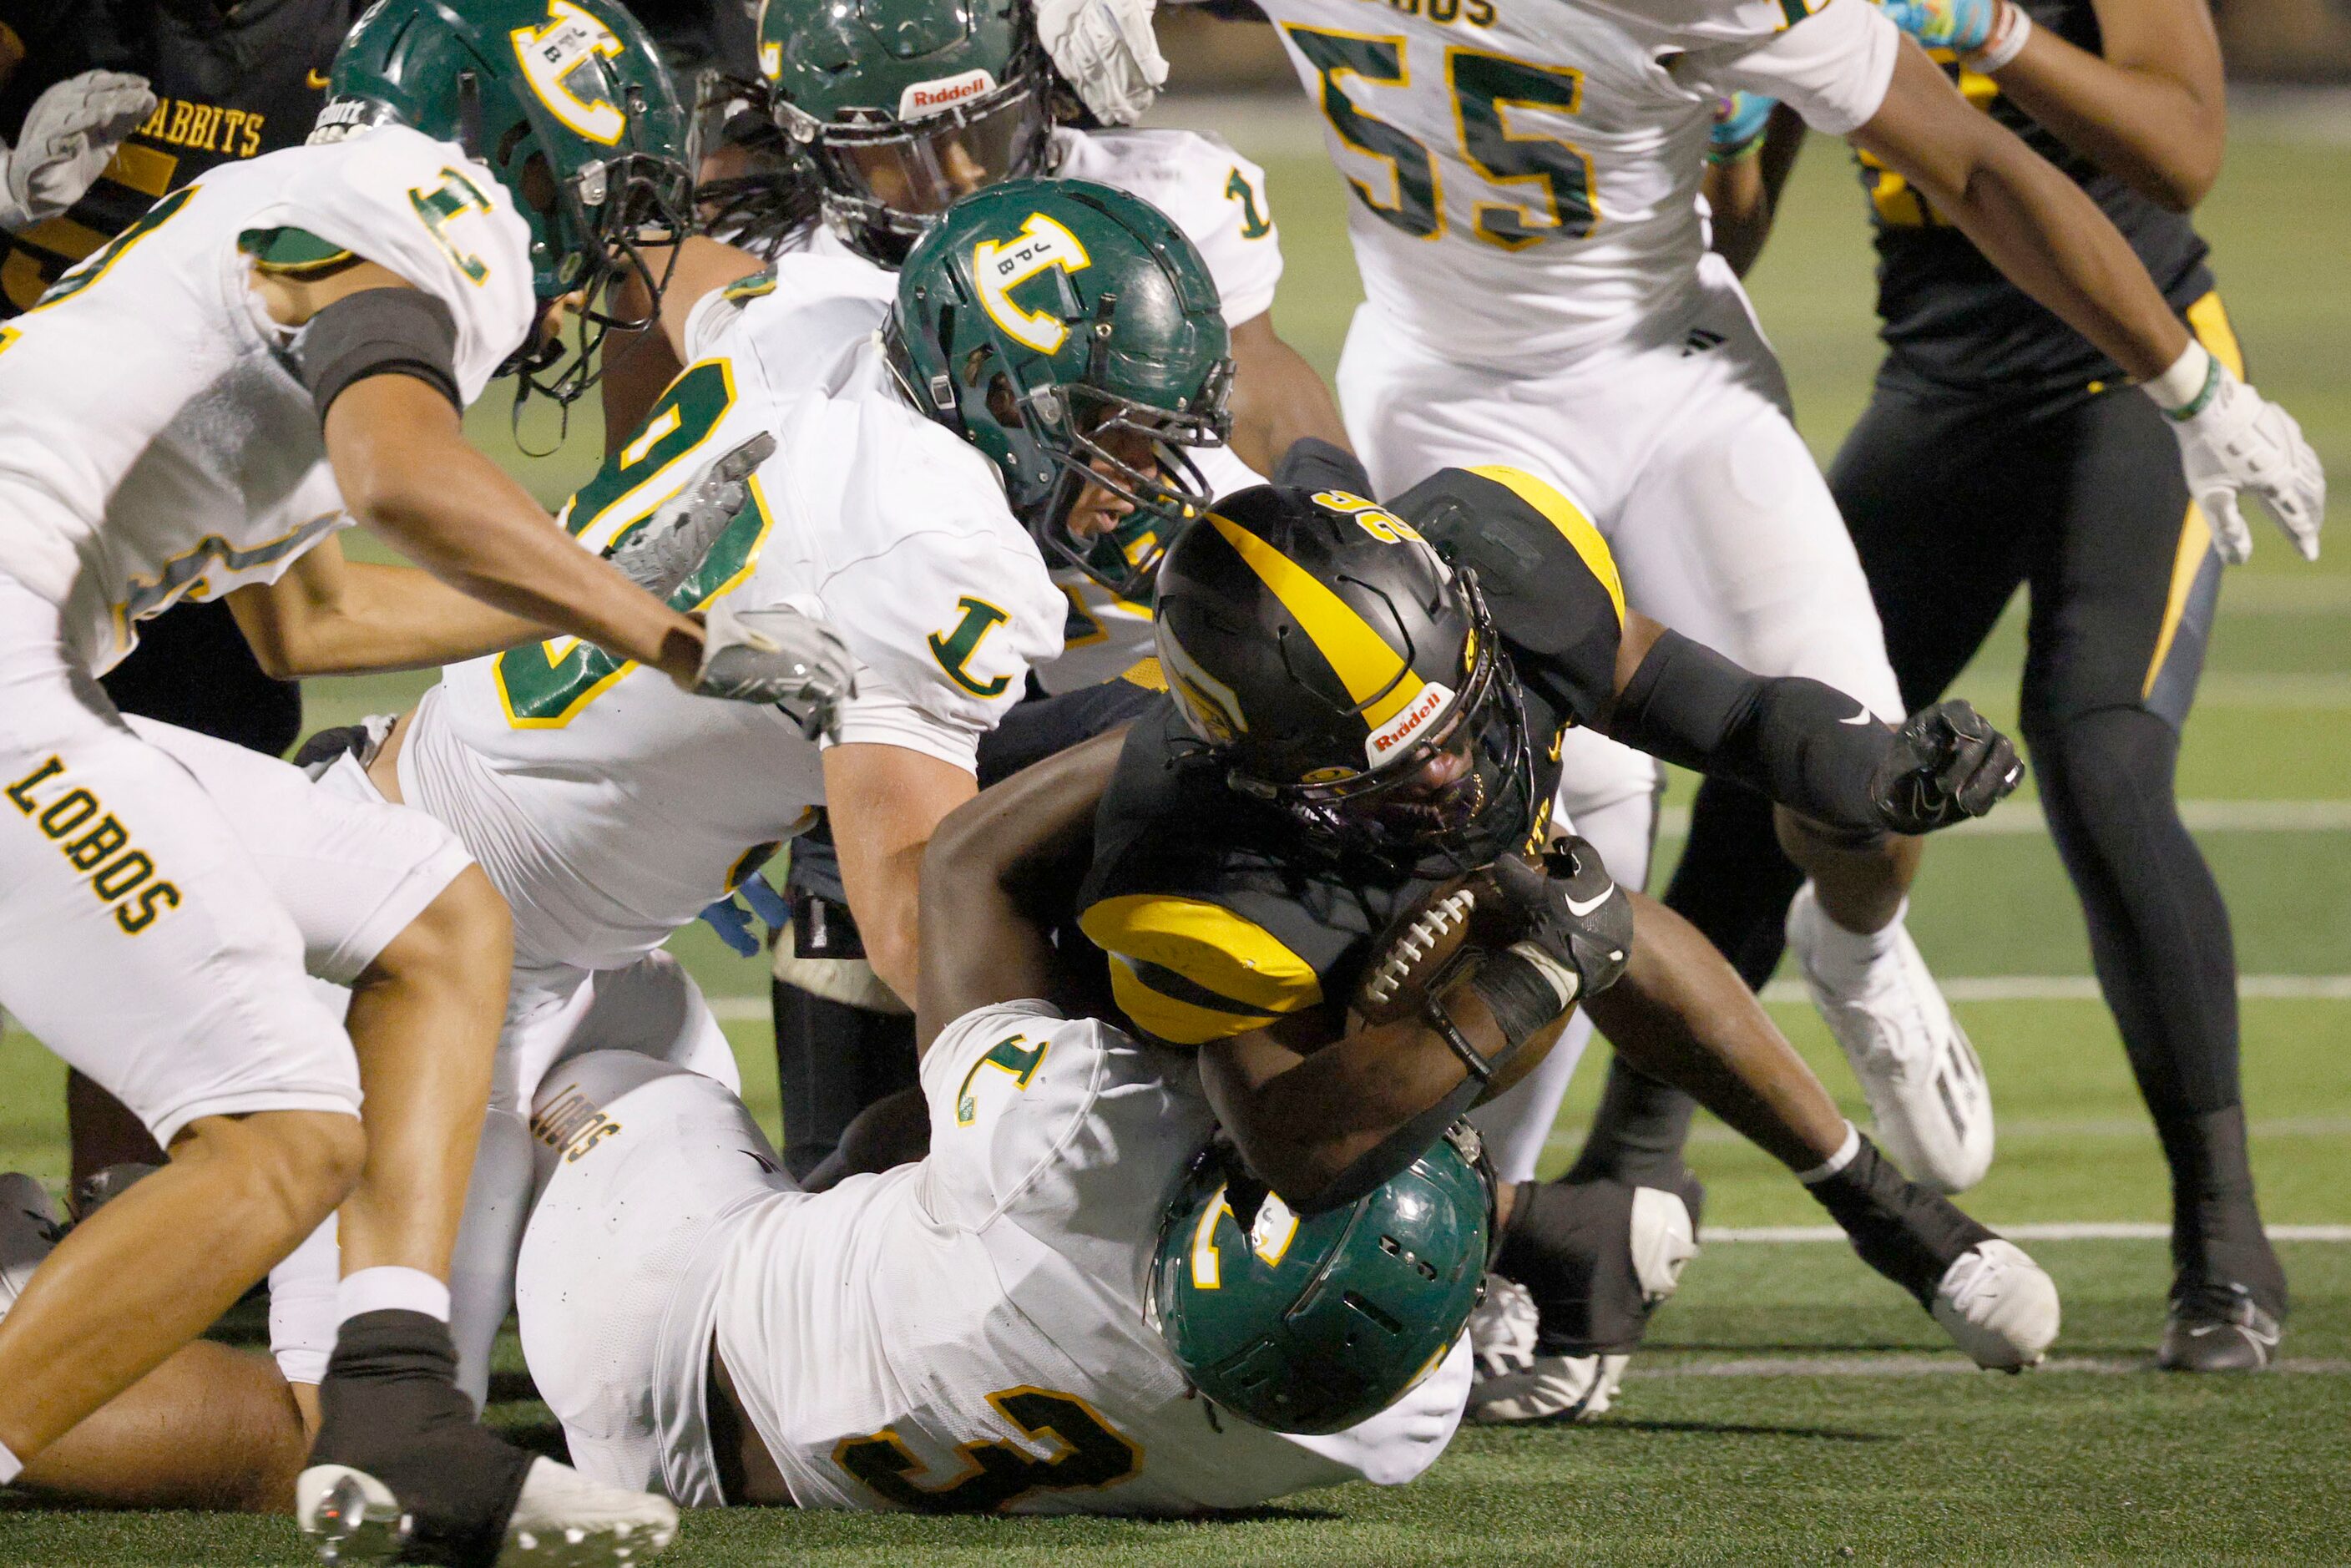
[1262,0,1719,368]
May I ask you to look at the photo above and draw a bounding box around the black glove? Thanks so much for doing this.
[1868,700,2025,834]
[1483,835,1634,1001]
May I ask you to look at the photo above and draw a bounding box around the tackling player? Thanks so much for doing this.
[1079,475,2059,1416]
[1686,0,2300,1369]
[0,0,851,1559]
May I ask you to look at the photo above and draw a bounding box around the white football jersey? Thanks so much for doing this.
[713,1000,1469,1515]
[407,265,1064,974]
[1256,0,1895,370]
[0,125,534,674]
[775,125,1282,693]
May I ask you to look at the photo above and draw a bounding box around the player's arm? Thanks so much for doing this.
[1702,99,1807,278]
[256,260,706,682]
[1883,0,2224,211]
[915,728,1130,1053]
[226,532,547,677]
[824,744,980,1004]
[1224,310,1353,478]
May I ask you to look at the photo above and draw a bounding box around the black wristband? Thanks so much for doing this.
[1469,948,1570,1048]
[1610,629,1888,835]
[295,286,463,422]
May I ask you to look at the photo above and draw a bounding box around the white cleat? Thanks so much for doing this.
[0,1171,63,1314]
[299,1458,678,1567]
[1468,1273,1538,1383]
[1787,885,1994,1193]
[1467,1186,1698,1424]
[1932,1240,2061,1371]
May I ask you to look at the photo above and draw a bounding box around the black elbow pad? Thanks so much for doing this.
[294,287,462,423]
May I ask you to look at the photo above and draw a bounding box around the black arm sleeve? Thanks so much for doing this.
[1608,629,1891,835]
[292,287,462,422]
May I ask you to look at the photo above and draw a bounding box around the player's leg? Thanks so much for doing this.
[518,1051,795,1506]
[0,589,367,1474]
[17,1339,310,1513]
[2016,371,2283,1367]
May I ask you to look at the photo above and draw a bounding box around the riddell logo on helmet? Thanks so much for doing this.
[1365,682,1454,766]
[900,69,996,119]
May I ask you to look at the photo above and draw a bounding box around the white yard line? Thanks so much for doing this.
[1623,1353,2351,1378]
[1700,1223,2351,1242]
[1655,798,2351,838]
[1547,1114,2351,1151]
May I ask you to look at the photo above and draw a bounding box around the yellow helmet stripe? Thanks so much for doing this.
[1467,465,1625,627]
[1206,513,1425,727]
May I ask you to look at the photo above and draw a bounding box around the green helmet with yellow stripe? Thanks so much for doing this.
[1152,1126,1491,1434]
[1152,483,1535,857]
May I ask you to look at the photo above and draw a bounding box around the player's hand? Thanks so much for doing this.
[1868,700,2023,833]
[1873,0,1998,51]
[1481,836,1634,1004]
[1036,0,1168,126]
[0,72,156,231]
[609,432,776,596]
[1709,92,1776,164]
[691,599,859,741]
[699,870,791,956]
[2161,362,2325,566]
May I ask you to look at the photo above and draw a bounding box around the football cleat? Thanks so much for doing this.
[300,1458,678,1566]
[0,1171,63,1315]
[2156,1281,2282,1373]
[1788,885,1993,1193]
[1930,1240,2060,1371]
[1468,1272,1538,1383]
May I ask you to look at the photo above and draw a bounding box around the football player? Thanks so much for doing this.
[0,731,1500,1517]
[1689,0,2301,1369]
[1039,0,2327,1216]
[1079,475,2060,1416]
[278,179,1231,1413]
[0,0,851,1559]
[692,0,1358,1180]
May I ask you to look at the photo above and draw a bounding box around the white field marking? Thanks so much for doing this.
[1621,1354,2351,1378]
[1547,1113,2351,1151]
[1696,1223,2351,1242]
[1653,798,2351,838]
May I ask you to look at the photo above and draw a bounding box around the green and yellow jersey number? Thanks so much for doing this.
[833,1386,1140,1513]
[1284,28,1598,250]
[494,359,770,726]
[33,185,197,311]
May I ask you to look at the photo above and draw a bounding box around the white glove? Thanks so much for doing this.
[608,432,776,596]
[2149,341,2326,565]
[1035,0,1168,127]
[0,71,157,232]
[692,599,859,741]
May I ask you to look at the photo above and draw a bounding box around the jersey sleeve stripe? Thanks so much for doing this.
[1108,956,1277,1044]
[1205,512,1427,728]
[1464,465,1626,627]
[1079,892,1325,1017]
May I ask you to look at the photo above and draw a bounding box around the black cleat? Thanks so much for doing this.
[2157,1282,2282,1372]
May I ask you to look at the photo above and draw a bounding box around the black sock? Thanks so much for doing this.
[1806,1138,1994,1307]
[2158,1105,2286,1318]
[311,1309,533,1567]
[1565,1057,1700,1189]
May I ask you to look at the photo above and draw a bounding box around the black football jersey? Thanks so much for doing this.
[1077,465,1625,1046]
[0,0,351,314]
[1856,0,2214,392]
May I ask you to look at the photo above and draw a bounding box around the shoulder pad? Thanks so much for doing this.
[1079,892,1324,1045]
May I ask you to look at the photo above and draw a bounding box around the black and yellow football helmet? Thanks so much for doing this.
[1152,484,1534,857]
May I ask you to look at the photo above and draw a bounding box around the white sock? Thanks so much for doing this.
[337,1265,452,1326]
[1807,890,1906,981]
[0,1436,23,1485]
[269,1214,341,1387]
[1797,1122,1864,1186]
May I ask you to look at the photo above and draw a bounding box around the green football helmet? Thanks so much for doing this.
[887,178,1233,598]
[1151,1125,1493,1435]
[757,0,1053,265]
[316,0,693,397]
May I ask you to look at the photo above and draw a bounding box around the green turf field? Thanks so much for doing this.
[4,104,2349,1565]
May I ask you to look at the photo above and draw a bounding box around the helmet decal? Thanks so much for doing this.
[899,68,999,119]
[973,213,1095,353]
[1160,624,1248,744]
[510,0,628,147]
[1205,513,1429,732]
[1364,680,1455,769]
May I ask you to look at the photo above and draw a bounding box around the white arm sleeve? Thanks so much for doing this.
[1676,0,1903,136]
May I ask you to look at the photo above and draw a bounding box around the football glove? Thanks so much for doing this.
[2151,345,2325,566]
[1867,700,2023,834]
[0,71,156,232]
[609,432,776,597]
[1035,0,1168,126]
[699,871,791,957]
[1482,835,1635,1004]
[1708,93,1776,165]
[691,599,859,741]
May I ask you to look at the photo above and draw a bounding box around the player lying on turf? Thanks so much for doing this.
[0,731,1522,1516]
[0,0,849,1559]
[1075,473,2062,1419]
[278,179,1238,1411]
